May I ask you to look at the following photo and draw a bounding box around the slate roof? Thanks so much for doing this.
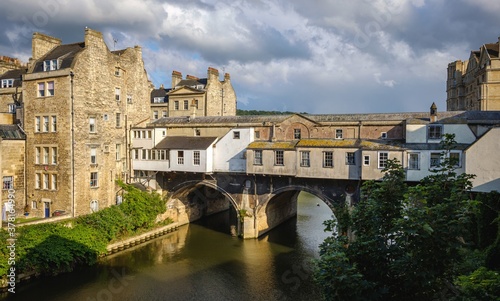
[150,111,500,127]
[484,43,499,58]
[176,78,208,88]
[151,88,171,103]
[151,115,289,125]
[32,42,85,72]
[0,124,25,140]
[0,68,26,87]
[154,136,218,150]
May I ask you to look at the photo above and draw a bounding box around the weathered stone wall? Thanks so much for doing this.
[0,140,25,214]
[24,28,152,218]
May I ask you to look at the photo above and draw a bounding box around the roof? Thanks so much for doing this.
[150,111,500,127]
[33,42,85,72]
[0,68,26,87]
[484,43,499,58]
[248,139,405,150]
[151,115,289,125]
[0,124,25,140]
[151,88,170,103]
[154,136,218,150]
[176,78,208,88]
[247,141,298,150]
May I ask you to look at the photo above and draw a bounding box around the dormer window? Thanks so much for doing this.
[1,79,14,88]
[43,59,58,71]
[428,125,443,140]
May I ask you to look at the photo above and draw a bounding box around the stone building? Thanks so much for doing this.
[0,56,25,125]
[23,28,152,218]
[0,125,25,222]
[447,36,500,111]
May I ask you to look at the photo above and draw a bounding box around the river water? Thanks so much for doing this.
[4,192,333,301]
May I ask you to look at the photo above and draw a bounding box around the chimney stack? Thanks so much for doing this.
[171,70,182,88]
[430,102,438,123]
[32,32,61,61]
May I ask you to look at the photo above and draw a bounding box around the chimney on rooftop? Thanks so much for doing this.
[172,70,182,88]
[430,102,438,123]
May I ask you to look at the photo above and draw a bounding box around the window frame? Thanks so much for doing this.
[346,152,355,165]
[90,172,98,188]
[254,150,263,165]
[89,117,96,133]
[43,59,58,71]
[378,152,389,169]
[300,151,310,167]
[335,129,343,139]
[274,150,284,166]
[408,152,420,170]
[1,79,14,88]
[115,87,121,101]
[233,131,240,139]
[183,100,189,110]
[294,129,301,139]
[3,176,13,190]
[193,151,200,166]
[428,125,443,140]
[90,148,97,164]
[363,155,370,166]
[177,151,184,165]
[323,151,333,168]
[430,152,441,168]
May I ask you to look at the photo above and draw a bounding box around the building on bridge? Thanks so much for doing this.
[130,105,500,237]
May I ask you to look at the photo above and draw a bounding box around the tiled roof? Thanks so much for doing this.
[33,42,85,72]
[155,136,218,150]
[0,124,25,140]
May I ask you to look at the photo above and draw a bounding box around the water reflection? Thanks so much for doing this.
[3,192,333,301]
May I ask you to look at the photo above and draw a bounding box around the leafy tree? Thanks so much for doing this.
[314,134,479,300]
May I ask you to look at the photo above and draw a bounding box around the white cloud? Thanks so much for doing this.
[0,0,499,113]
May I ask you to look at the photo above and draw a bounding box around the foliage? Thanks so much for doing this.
[0,180,169,279]
[76,180,166,241]
[314,134,483,301]
[454,267,500,301]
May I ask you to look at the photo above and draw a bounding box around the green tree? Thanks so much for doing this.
[314,134,479,300]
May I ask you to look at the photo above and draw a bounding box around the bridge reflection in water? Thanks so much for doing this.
[3,192,333,301]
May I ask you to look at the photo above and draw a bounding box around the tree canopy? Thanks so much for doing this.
[314,134,500,300]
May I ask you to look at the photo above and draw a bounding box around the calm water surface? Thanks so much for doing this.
[4,192,333,301]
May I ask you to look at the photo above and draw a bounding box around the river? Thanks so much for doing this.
[3,192,334,301]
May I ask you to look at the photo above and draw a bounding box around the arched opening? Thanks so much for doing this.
[167,181,240,236]
[257,187,337,241]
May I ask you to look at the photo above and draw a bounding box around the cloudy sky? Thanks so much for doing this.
[1,0,499,114]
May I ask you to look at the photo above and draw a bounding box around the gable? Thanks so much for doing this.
[167,86,205,97]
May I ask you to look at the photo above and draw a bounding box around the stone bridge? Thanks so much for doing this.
[155,172,360,238]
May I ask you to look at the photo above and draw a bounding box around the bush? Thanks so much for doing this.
[0,180,169,280]
[455,267,500,301]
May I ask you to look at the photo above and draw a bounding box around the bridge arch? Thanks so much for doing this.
[255,185,343,237]
[166,180,241,234]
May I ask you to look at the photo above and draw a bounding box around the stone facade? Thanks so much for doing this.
[447,36,500,111]
[0,129,25,220]
[159,68,236,118]
[23,28,152,218]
